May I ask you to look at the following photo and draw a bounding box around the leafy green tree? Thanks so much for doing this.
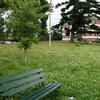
[4,0,43,64]
[0,0,9,11]
[0,0,49,64]
[0,0,50,41]
[51,26,62,40]
[56,0,100,43]
[39,0,50,40]
[0,0,9,41]
[0,16,5,40]
[8,0,42,52]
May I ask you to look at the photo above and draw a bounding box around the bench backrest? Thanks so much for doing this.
[0,68,46,97]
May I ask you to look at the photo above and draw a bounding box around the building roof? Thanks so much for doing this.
[89,16,98,20]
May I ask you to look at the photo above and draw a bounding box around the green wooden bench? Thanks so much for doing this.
[0,68,61,100]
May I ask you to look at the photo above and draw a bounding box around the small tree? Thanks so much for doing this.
[0,0,49,63]
[7,0,42,63]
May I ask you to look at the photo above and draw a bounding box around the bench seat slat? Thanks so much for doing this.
[23,83,61,100]
[22,83,54,100]
[1,78,46,96]
[0,73,45,92]
[0,68,43,84]
[31,83,61,100]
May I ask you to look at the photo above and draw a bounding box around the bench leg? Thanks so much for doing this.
[3,96,8,100]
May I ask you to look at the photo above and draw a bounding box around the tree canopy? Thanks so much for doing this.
[0,0,49,51]
[56,0,100,42]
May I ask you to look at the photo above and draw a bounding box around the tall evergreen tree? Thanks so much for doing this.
[56,0,100,43]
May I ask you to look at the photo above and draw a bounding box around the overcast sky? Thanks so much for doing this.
[47,0,66,27]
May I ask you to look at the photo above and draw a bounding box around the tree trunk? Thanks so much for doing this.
[49,33,51,47]
[70,30,74,43]
[77,33,82,41]
[24,48,27,65]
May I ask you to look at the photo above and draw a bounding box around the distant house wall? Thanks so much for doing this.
[82,33,100,42]
[62,23,71,41]
[83,19,100,42]
[62,19,100,42]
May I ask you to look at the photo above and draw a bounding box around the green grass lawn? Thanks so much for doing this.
[0,41,100,100]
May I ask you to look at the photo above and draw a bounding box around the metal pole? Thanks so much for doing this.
[49,0,52,47]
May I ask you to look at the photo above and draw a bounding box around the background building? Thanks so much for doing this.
[62,17,100,42]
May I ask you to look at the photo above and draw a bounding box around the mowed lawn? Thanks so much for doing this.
[0,41,100,100]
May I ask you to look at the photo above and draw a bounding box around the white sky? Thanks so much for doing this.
[47,0,66,27]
